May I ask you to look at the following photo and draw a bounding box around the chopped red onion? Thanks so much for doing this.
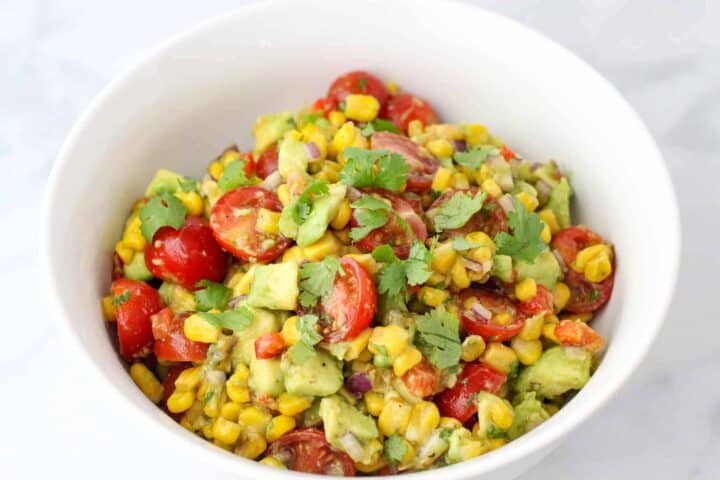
[260,171,283,190]
[531,162,543,170]
[470,302,492,322]
[498,194,516,214]
[227,295,247,309]
[339,433,364,461]
[462,257,484,272]
[552,248,567,270]
[346,373,372,396]
[307,141,320,159]
[486,155,504,168]
[536,179,553,198]
[453,139,468,152]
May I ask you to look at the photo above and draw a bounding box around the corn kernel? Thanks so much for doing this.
[175,366,203,391]
[235,266,255,295]
[114,242,135,264]
[266,415,296,442]
[280,315,301,346]
[552,282,571,312]
[541,322,560,343]
[129,363,163,403]
[481,178,503,198]
[213,417,242,445]
[544,404,560,416]
[408,120,424,137]
[345,328,372,361]
[475,164,492,184]
[167,390,195,413]
[476,391,514,431]
[560,312,593,322]
[464,124,489,146]
[453,172,471,189]
[426,139,454,158]
[328,110,346,127]
[538,222,552,244]
[344,94,380,122]
[537,209,560,233]
[481,342,518,374]
[515,192,538,213]
[202,422,214,440]
[584,254,612,283]
[301,124,328,159]
[364,392,385,417]
[431,241,458,274]
[238,406,272,431]
[277,184,291,206]
[302,231,341,261]
[461,335,486,362]
[369,325,409,359]
[281,246,303,265]
[571,244,611,273]
[330,200,352,230]
[256,208,281,235]
[430,167,453,192]
[405,401,440,444]
[101,296,115,321]
[343,253,378,274]
[237,431,267,459]
[439,416,462,429]
[330,122,357,157]
[183,314,221,343]
[122,231,146,252]
[175,191,204,216]
[277,393,312,416]
[492,312,513,326]
[419,286,450,307]
[260,456,286,468]
[465,231,496,251]
[221,402,243,421]
[511,337,543,365]
[378,399,412,436]
[519,313,545,341]
[515,278,537,302]
[450,258,470,290]
[209,160,224,180]
[393,347,422,377]
[386,81,400,95]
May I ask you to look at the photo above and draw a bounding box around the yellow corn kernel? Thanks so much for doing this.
[302,231,341,261]
[408,120,424,137]
[122,231,146,252]
[459,440,489,461]
[439,416,462,429]
[357,348,373,362]
[571,244,611,273]
[114,241,135,264]
[393,347,422,377]
[560,312,593,323]
[213,417,242,445]
[537,209,560,234]
[221,402,243,421]
[202,422,214,440]
[461,335,486,362]
[343,253,378,274]
[364,392,385,417]
[453,172,470,189]
[226,366,250,403]
[552,282,571,312]
[330,200,352,230]
[405,401,440,444]
[277,393,313,416]
[544,404,560,416]
[260,456,286,469]
[465,231,496,252]
[235,266,255,295]
[209,160,224,180]
[481,342,518,374]
[515,192,537,213]
[344,94,380,122]
[369,325,409,359]
[167,390,195,413]
[345,328,372,361]
[481,178,503,198]
[277,184,291,206]
[237,431,267,459]
[492,312,513,326]
[301,124,328,159]
[101,296,115,321]
[541,322,559,343]
[419,286,450,307]
[511,337,543,365]
[489,438,507,450]
[464,124,489,146]
[584,254,612,283]
[474,164,492,184]
[545,314,559,324]
[183,314,221,343]
[175,366,203,392]
[378,399,412,436]
[519,313,545,341]
[281,246,303,265]
[431,240,458,274]
[431,167,453,192]
[515,278,537,302]
[280,315,301,346]
[255,208,280,235]
[129,363,163,403]
[426,139,454,158]
[237,406,272,431]
[175,191,204,216]
[540,221,552,244]
[328,110,346,127]
[451,258,470,290]
[386,81,400,95]
[331,121,357,157]
[266,415,296,442]
[476,391,514,431]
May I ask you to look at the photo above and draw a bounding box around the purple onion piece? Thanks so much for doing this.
[227,295,247,309]
[470,302,492,322]
[498,194,516,214]
[346,373,372,396]
[453,139,468,152]
[307,141,320,159]
[462,257,484,272]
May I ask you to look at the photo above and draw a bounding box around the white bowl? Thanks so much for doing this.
[43,0,680,478]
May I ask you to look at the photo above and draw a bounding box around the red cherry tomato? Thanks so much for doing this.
[267,428,356,475]
[458,289,525,342]
[254,144,279,179]
[381,93,438,133]
[320,257,377,343]
[517,285,554,316]
[554,319,605,353]
[144,216,227,291]
[327,70,389,106]
[500,145,515,161]
[428,188,508,239]
[551,226,615,313]
[111,252,124,280]
[151,309,209,362]
[309,97,339,117]
[111,279,164,360]
[210,186,291,263]
[254,332,286,359]
[351,188,428,259]
[436,363,507,423]
[161,363,190,404]
[370,132,439,194]
[402,361,441,398]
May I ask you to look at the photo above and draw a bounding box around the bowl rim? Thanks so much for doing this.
[43,0,681,478]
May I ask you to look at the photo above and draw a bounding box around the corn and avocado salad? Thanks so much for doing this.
[103,71,615,475]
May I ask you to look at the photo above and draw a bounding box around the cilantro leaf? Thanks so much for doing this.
[194,280,231,312]
[453,145,499,170]
[375,260,407,298]
[288,314,322,363]
[404,241,433,286]
[349,195,391,242]
[218,160,254,193]
[289,180,329,225]
[432,190,487,232]
[384,434,408,465]
[493,199,546,263]
[298,257,343,307]
[361,119,401,137]
[112,290,130,307]
[371,240,433,304]
[197,306,252,332]
[415,309,462,370]
[589,288,600,301]
[139,194,187,241]
[452,237,486,251]
[339,148,409,191]
[178,177,198,193]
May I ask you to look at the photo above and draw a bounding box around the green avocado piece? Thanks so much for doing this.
[491,254,513,282]
[514,249,562,289]
[282,350,343,397]
[319,395,380,462]
[514,346,592,398]
[534,163,561,189]
[158,281,196,313]
[446,428,479,464]
[144,168,186,196]
[297,184,346,247]
[123,252,153,281]
[545,177,573,228]
[507,392,550,440]
[252,112,295,155]
[278,137,313,180]
[230,307,281,366]
[249,357,285,397]
[247,262,299,311]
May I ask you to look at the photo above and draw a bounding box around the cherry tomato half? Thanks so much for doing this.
[210,186,291,263]
[381,93,438,133]
[320,257,377,343]
[309,97,339,117]
[145,216,228,291]
[428,188,508,239]
[554,319,605,353]
[370,132,439,194]
[151,309,209,362]
[351,188,428,259]
[459,289,525,342]
[436,363,507,423]
[267,428,356,475]
[254,144,279,180]
[402,361,441,398]
[327,70,389,106]
[254,332,286,359]
[517,284,554,316]
[111,279,164,360]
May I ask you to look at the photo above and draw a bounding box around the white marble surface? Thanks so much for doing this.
[1,0,718,478]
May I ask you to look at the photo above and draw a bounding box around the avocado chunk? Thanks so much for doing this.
[247,262,299,310]
[545,177,573,228]
[514,346,592,398]
[144,168,187,196]
[446,428,484,464]
[491,254,513,282]
[282,350,343,397]
[123,252,153,281]
[507,392,550,440]
[279,183,347,247]
[158,281,196,313]
[319,395,380,462]
[249,357,285,397]
[278,137,313,180]
[514,249,562,289]
[253,112,295,155]
[230,307,281,366]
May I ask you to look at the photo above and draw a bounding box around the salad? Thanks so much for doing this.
[103,71,615,475]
